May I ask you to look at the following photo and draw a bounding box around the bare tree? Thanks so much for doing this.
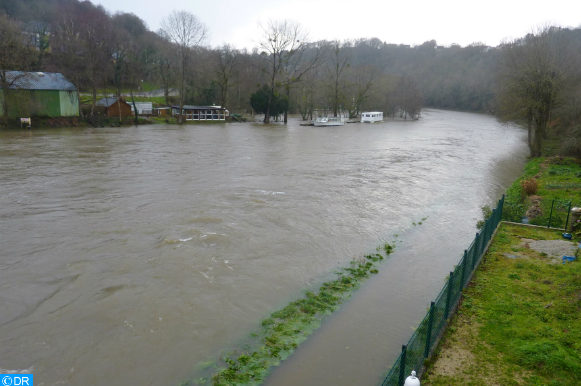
[296,68,318,121]
[346,64,377,118]
[280,41,321,123]
[396,76,423,119]
[0,14,35,127]
[151,42,174,106]
[232,50,263,113]
[497,27,567,156]
[258,20,306,123]
[215,44,238,108]
[160,10,207,123]
[111,13,156,124]
[52,3,114,116]
[327,41,350,117]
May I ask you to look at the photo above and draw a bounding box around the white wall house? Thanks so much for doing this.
[130,102,153,116]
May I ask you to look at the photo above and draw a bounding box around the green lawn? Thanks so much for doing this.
[79,94,168,106]
[422,223,581,385]
[502,157,581,230]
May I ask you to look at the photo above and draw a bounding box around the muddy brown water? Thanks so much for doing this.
[0,110,528,385]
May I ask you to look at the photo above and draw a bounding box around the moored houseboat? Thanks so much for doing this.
[361,111,383,123]
[313,110,347,127]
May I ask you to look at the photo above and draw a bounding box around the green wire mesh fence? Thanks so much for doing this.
[545,198,573,230]
[381,195,505,386]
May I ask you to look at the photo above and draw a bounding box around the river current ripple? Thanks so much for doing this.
[0,110,528,385]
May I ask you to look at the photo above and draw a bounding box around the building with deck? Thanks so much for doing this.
[171,105,228,121]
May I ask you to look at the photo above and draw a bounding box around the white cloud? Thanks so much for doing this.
[92,0,581,49]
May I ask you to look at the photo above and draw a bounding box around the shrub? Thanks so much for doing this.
[477,205,493,230]
[521,178,538,196]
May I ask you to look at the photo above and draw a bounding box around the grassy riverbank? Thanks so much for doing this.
[422,223,580,385]
[502,157,581,229]
[422,156,581,385]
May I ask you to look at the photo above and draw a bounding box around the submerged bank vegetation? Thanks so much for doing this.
[183,242,394,386]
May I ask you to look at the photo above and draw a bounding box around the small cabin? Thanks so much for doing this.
[154,107,170,117]
[131,101,153,116]
[96,97,132,118]
[0,71,79,118]
[171,105,229,121]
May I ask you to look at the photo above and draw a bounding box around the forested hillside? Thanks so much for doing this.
[1,0,580,155]
[0,0,497,113]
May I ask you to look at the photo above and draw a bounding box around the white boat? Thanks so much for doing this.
[361,111,383,123]
[313,110,347,126]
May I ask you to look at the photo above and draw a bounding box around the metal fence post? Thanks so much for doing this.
[481,222,488,255]
[445,271,453,318]
[424,301,436,358]
[472,234,480,270]
[564,201,572,231]
[483,219,490,248]
[460,250,468,287]
[398,345,407,386]
[483,221,489,254]
[548,199,555,228]
[474,231,481,267]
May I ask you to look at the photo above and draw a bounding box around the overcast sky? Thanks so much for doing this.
[91,0,580,49]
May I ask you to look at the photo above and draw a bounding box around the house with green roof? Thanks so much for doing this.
[0,71,79,119]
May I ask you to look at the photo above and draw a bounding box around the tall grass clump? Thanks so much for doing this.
[520,178,538,196]
[502,157,581,224]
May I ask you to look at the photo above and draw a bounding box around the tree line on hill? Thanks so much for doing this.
[0,0,580,156]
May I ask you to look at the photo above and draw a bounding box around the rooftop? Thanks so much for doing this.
[4,71,77,91]
[96,97,128,107]
[171,105,226,110]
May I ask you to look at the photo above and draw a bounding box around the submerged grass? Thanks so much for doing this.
[187,242,395,386]
[422,223,581,385]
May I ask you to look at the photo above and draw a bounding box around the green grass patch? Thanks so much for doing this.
[79,94,168,106]
[131,96,167,105]
[149,116,178,125]
[186,242,395,386]
[423,223,581,385]
[502,157,581,228]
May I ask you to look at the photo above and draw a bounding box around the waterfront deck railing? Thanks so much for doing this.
[380,195,505,386]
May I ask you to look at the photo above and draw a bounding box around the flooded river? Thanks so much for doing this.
[0,110,528,385]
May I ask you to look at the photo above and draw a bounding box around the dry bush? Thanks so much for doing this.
[521,178,538,196]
